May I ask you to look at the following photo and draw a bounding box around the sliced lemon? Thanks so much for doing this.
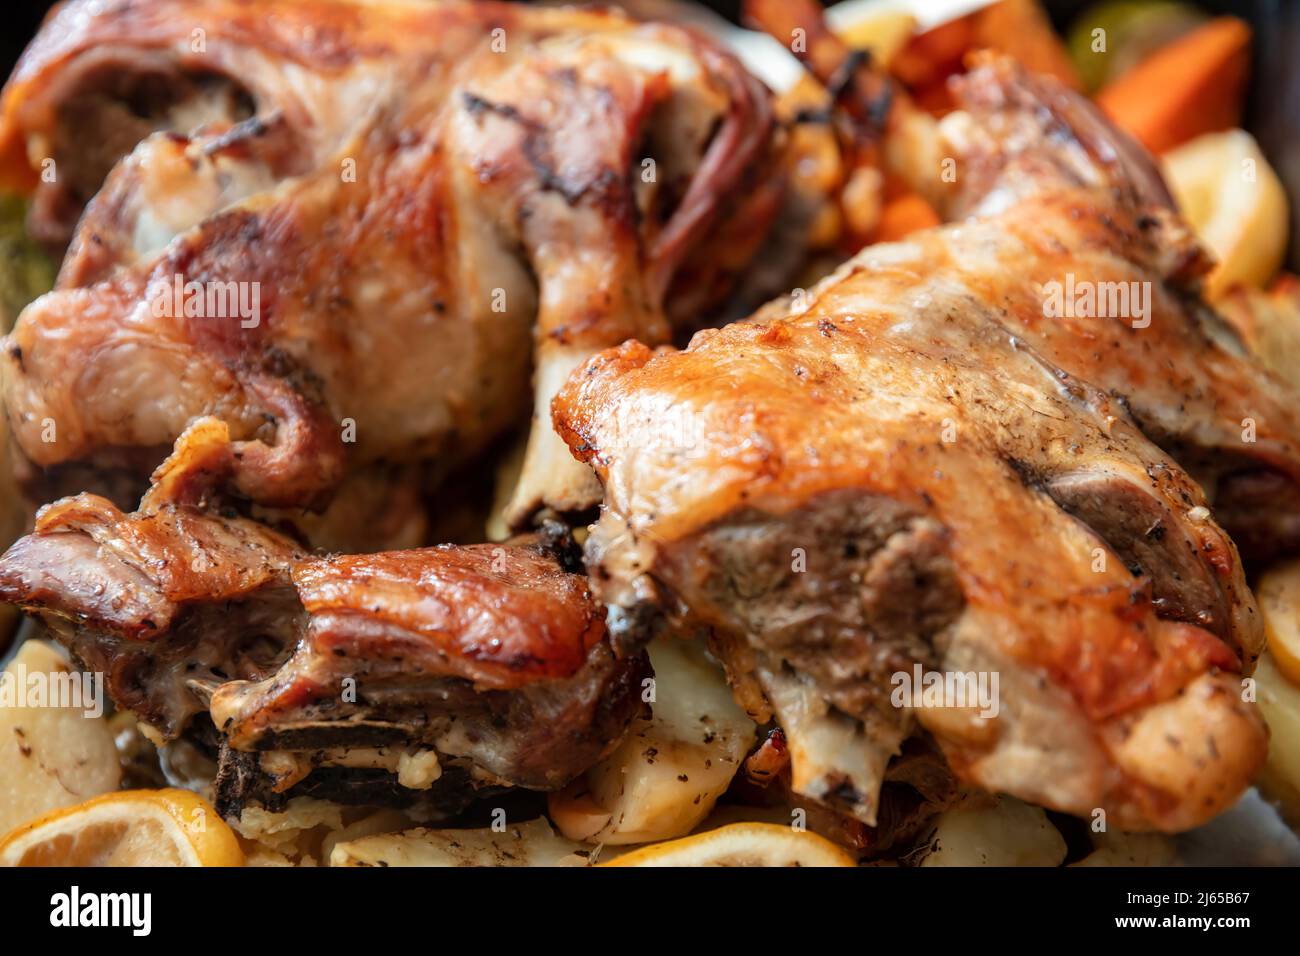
[1161,129,1289,300]
[0,789,243,867]
[600,822,856,867]
[917,795,1066,867]
[1257,559,1300,688]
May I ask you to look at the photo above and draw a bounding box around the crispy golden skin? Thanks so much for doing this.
[0,421,647,812]
[553,59,1272,833]
[936,56,1300,560]
[0,0,779,537]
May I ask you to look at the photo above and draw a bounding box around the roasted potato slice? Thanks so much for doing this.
[915,794,1067,867]
[1071,830,1176,866]
[549,637,756,846]
[1162,128,1289,299]
[0,640,121,837]
[1254,651,1300,829]
[1217,276,1300,390]
[330,817,586,867]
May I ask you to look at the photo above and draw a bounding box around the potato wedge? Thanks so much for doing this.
[829,8,917,69]
[1071,830,1176,867]
[1161,128,1289,300]
[0,640,121,837]
[330,817,586,867]
[916,794,1067,867]
[549,637,756,845]
[1254,651,1300,830]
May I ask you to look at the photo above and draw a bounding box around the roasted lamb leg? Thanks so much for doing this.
[552,58,1269,834]
[0,422,649,818]
[929,56,1300,560]
[749,0,1300,560]
[0,0,780,542]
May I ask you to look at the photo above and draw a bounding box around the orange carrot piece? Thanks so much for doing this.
[871,192,941,243]
[1095,17,1251,155]
[973,0,1082,90]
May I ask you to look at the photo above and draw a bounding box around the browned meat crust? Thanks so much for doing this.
[0,0,782,546]
[0,430,649,817]
[553,58,1270,833]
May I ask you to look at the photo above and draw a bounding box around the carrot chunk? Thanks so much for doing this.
[871,192,942,243]
[1095,17,1251,155]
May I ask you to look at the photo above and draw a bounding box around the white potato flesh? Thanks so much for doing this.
[1161,128,1289,299]
[1254,651,1300,828]
[918,794,1067,867]
[330,817,586,867]
[1072,831,1176,867]
[0,640,121,836]
[551,637,757,846]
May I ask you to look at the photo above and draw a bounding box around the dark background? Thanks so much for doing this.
[3,0,1297,267]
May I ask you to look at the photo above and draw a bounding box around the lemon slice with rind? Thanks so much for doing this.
[0,788,243,867]
[600,822,856,867]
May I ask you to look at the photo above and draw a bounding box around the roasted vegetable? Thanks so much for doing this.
[916,795,1068,867]
[601,822,855,867]
[331,818,586,867]
[0,640,122,837]
[973,0,1081,91]
[1216,276,1300,388]
[1257,559,1300,690]
[548,637,756,846]
[1254,652,1300,830]
[1161,128,1288,299]
[870,191,941,243]
[1066,1,1207,92]
[1096,17,1251,155]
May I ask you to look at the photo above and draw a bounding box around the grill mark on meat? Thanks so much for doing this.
[462,89,629,211]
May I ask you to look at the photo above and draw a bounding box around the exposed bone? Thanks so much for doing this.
[758,665,900,827]
[502,345,604,530]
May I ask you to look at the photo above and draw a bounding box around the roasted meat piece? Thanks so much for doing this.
[930,56,1300,560]
[0,0,780,541]
[0,424,648,818]
[553,59,1270,833]
[0,490,303,736]
[751,0,1300,560]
